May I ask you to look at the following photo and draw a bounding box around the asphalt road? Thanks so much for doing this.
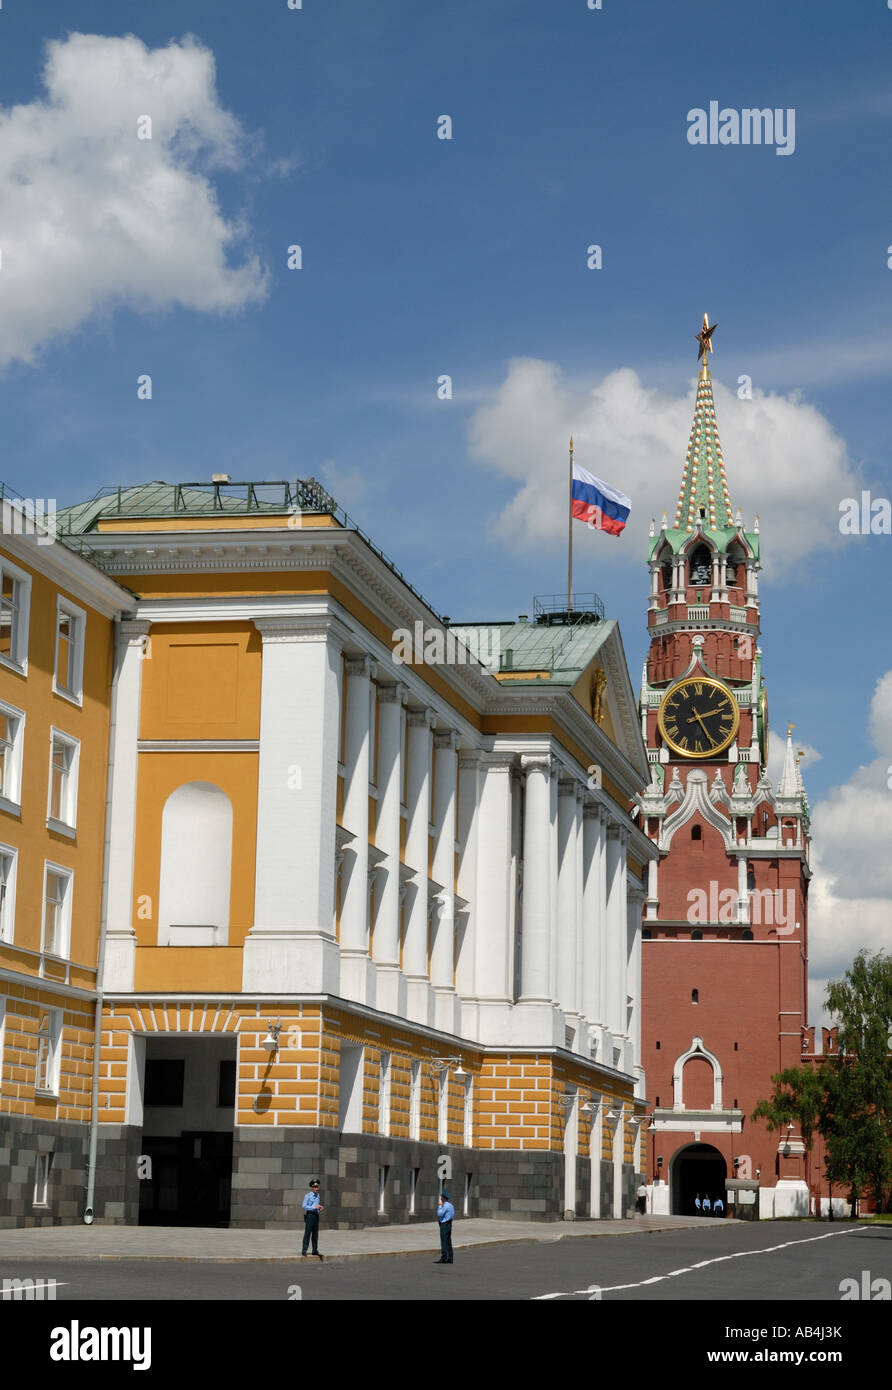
[4,1222,889,1302]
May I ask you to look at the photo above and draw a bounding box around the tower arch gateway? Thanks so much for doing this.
[671,1142,727,1217]
[639,317,812,1220]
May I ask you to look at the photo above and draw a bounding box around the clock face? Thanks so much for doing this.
[658,677,740,759]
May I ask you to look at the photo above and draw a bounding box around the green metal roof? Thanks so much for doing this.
[55,481,300,535]
[450,616,614,684]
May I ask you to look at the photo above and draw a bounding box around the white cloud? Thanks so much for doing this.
[806,672,892,1030]
[0,32,267,366]
[467,359,860,576]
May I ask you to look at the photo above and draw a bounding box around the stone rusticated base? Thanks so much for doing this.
[91,1124,145,1225]
[231,1128,478,1229]
[231,1129,636,1228]
[230,1128,573,1228]
[0,1115,88,1228]
[0,1116,641,1229]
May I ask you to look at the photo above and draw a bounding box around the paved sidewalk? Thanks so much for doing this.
[0,1214,733,1262]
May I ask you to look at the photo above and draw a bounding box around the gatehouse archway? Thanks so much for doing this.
[670,1142,727,1217]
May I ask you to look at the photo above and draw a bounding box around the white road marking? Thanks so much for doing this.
[532,1225,863,1299]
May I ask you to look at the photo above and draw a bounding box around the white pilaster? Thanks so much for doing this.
[103,618,151,991]
[605,824,627,1042]
[519,754,553,1003]
[243,616,345,993]
[457,752,515,1040]
[431,730,460,1033]
[646,856,659,920]
[737,853,749,924]
[557,778,582,1043]
[580,802,601,1045]
[403,708,434,1024]
[339,655,377,1006]
[373,682,408,1015]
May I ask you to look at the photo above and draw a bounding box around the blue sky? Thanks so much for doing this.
[1,2,891,1000]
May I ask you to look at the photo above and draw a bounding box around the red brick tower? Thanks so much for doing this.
[637,319,811,1219]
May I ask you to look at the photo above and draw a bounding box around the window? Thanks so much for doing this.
[0,561,30,671]
[409,1166,419,1215]
[0,702,25,808]
[742,929,754,940]
[53,598,86,703]
[691,929,703,940]
[36,1009,62,1094]
[377,1164,389,1215]
[691,825,702,841]
[144,1059,185,1107]
[47,730,79,830]
[463,1171,472,1217]
[217,1059,236,1108]
[655,1041,661,1050]
[42,864,73,958]
[33,1152,53,1207]
[691,989,699,1004]
[0,845,17,942]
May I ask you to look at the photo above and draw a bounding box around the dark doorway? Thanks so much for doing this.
[138,1131,233,1226]
[671,1142,726,1216]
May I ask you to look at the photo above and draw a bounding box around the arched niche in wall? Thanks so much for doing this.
[157,780,233,946]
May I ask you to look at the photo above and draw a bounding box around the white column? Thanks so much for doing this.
[737,853,749,924]
[563,1090,578,1219]
[573,785,586,1047]
[519,754,553,1003]
[243,616,345,993]
[596,808,609,1032]
[373,682,407,1015]
[605,824,628,1041]
[340,655,376,1005]
[589,1097,603,1219]
[627,889,644,1096]
[431,730,460,1032]
[580,803,601,1042]
[612,1105,625,1218]
[404,709,433,1024]
[556,778,580,1033]
[646,856,659,920]
[457,751,514,1016]
[103,618,151,990]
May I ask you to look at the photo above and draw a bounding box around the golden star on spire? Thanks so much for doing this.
[696,313,717,363]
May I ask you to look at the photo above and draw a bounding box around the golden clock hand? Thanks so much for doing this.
[688,708,712,738]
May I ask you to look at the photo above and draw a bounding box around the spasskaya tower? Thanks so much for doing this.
[637,317,811,1219]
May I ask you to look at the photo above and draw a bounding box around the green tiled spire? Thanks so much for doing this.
[673,363,734,532]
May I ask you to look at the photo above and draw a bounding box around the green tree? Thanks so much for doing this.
[753,949,892,1215]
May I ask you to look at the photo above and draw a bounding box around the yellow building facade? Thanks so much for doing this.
[1,480,654,1228]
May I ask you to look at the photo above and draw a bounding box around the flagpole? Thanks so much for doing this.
[568,436,574,613]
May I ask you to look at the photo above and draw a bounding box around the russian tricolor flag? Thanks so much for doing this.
[571,461,631,537]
